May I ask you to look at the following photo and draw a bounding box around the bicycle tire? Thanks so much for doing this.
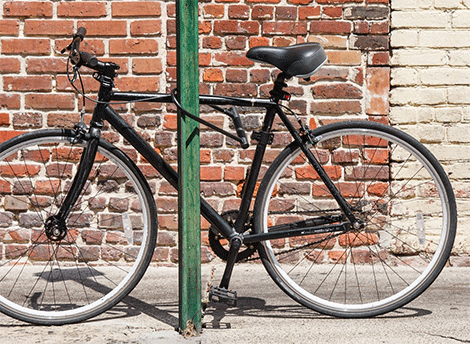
[253,121,456,317]
[0,129,158,324]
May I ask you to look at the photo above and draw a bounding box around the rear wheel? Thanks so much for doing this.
[0,129,157,324]
[254,121,456,317]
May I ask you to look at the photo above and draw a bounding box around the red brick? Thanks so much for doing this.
[262,22,308,35]
[0,94,20,109]
[226,69,247,83]
[26,57,66,74]
[312,100,362,115]
[57,2,107,18]
[249,37,270,48]
[115,76,159,92]
[228,5,250,19]
[276,7,298,20]
[312,83,362,99]
[318,0,362,3]
[109,39,158,55]
[214,52,254,67]
[369,51,390,66]
[0,130,26,143]
[323,6,343,18]
[252,5,274,20]
[225,36,247,50]
[47,113,80,127]
[288,0,313,4]
[310,20,351,34]
[214,20,260,35]
[366,67,390,115]
[199,21,213,35]
[55,38,105,56]
[250,69,271,83]
[273,37,296,47]
[2,38,50,55]
[0,57,20,73]
[131,20,162,36]
[200,166,222,181]
[0,113,9,126]
[203,36,223,49]
[24,20,74,36]
[203,68,224,82]
[214,83,257,97]
[4,1,53,18]
[0,19,19,35]
[327,50,362,65]
[77,20,127,36]
[203,4,225,18]
[25,93,75,110]
[132,58,163,75]
[370,21,390,34]
[224,166,245,181]
[247,0,280,3]
[4,76,52,92]
[112,1,161,17]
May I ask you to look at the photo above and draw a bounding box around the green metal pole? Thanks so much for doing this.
[176,0,201,335]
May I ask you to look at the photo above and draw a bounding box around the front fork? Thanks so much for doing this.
[54,125,101,226]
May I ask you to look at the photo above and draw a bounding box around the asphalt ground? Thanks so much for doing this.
[0,263,469,344]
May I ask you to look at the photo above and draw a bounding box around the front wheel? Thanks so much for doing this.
[253,121,456,317]
[0,129,158,324]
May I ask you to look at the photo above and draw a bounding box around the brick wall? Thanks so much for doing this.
[390,0,470,263]
[0,0,390,264]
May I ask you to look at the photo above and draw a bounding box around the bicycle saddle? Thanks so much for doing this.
[246,43,327,79]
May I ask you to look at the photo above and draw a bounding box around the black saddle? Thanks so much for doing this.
[246,43,327,79]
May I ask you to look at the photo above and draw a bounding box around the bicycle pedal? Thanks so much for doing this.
[209,286,237,307]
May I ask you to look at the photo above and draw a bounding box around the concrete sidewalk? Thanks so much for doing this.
[0,263,469,344]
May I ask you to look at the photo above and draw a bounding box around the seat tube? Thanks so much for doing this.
[234,106,277,233]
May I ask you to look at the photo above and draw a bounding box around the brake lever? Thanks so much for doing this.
[70,66,80,83]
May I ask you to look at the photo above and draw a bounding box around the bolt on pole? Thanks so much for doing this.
[176,0,201,335]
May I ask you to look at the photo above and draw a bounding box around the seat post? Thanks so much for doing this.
[269,72,291,102]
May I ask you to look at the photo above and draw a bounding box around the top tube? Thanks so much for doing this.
[110,91,276,108]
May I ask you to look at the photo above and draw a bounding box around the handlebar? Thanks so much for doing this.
[63,27,119,76]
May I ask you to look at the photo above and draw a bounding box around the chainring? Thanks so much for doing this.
[208,210,257,262]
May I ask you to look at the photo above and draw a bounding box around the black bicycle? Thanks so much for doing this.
[0,28,457,325]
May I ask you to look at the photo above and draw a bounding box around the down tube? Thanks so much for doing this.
[102,105,237,240]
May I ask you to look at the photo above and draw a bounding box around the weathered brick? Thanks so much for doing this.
[2,38,50,55]
[4,1,53,18]
[110,39,159,55]
[131,20,162,36]
[252,5,274,19]
[112,1,161,17]
[214,20,260,35]
[0,58,21,73]
[310,20,351,34]
[77,20,127,36]
[263,22,308,35]
[0,19,19,35]
[353,35,389,50]
[4,76,52,92]
[57,2,107,18]
[344,6,390,20]
[228,5,250,19]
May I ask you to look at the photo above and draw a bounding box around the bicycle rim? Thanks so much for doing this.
[0,130,157,324]
[254,121,456,317]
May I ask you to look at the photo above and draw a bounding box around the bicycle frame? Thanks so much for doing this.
[59,72,357,290]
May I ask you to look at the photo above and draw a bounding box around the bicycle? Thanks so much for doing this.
[0,28,457,325]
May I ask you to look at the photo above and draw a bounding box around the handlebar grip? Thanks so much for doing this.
[80,51,98,67]
[76,27,87,40]
[229,106,249,149]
